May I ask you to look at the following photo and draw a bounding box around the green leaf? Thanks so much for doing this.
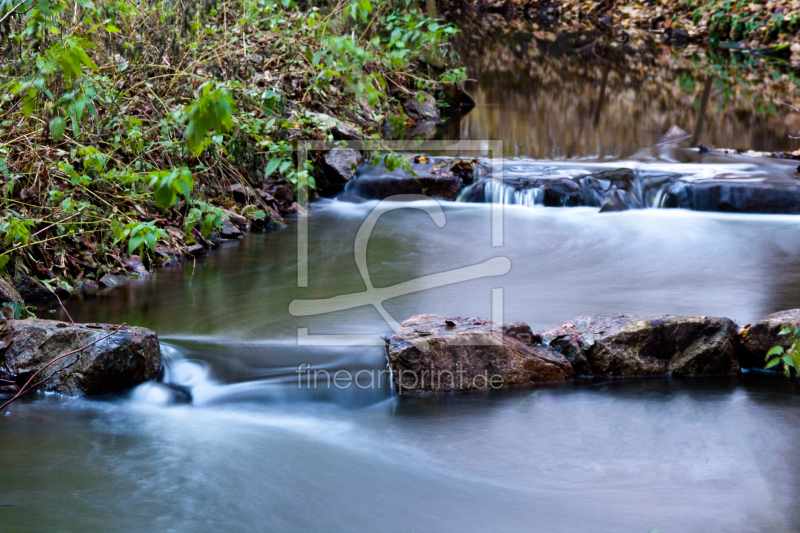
[49,117,66,141]
[766,346,785,357]
[265,157,281,177]
[0,255,8,272]
[765,358,782,369]
[128,234,145,255]
[105,24,120,33]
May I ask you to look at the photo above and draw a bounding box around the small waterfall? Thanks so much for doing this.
[459,179,545,207]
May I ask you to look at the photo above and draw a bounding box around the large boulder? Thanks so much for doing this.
[385,314,573,394]
[544,314,740,376]
[739,309,800,369]
[0,318,161,396]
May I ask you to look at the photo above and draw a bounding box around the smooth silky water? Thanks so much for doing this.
[6,33,800,533]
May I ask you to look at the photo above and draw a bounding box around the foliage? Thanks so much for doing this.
[766,326,800,377]
[0,0,459,290]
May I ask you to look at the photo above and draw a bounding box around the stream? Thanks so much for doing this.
[5,25,800,533]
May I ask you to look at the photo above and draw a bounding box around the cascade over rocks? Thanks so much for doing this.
[0,318,161,396]
[543,314,741,376]
[739,309,800,368]
[384,314,573,394]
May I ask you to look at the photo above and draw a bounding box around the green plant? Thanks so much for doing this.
[112,220,168,256]
[181,82,237,155]
[184,200,227,239]
[145,168,194,211]
[766,326,800,377]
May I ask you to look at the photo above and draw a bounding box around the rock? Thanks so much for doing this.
[98,273,129,288]
[221,209,248,228]
[545,314,740,376]
[599,188,642,213]
[662,177,800,214]
[385,315,573,394]
[123,256,149,278]
[657,125,691,145]
[404,120,438,140]
[321,148,362,194]
[548,334,592,376]
[739,309,800,369]
[0,318,161,396]
[185,244,208,257]
[0,276,22,305]
[219,218,242,239]
[75,279,99,292]
[154,244,183,261]
[346,172,464,201]
[13,275,54,300]
[226,183,248,203]
[306,111,363,140]
[403,91,440,121]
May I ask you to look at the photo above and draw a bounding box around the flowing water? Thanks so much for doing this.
[6,25,800,533]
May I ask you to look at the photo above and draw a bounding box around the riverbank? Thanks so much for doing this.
[0,0,468,313]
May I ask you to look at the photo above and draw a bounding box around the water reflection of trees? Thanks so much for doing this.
[454,16,800,158]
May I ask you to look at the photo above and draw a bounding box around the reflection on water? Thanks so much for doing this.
[451,16,800,158]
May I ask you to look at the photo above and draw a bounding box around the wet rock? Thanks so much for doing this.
[385,314,573,394]
[547,314,740,376]
[321,148,362,194]
[449,160,478,185]
[346,172,464,201]
[13,275,54,300]
[219,218,242,239]
[739,309,800,369]
[99,273,129,288]
[547,334,592,376]
[542,178,582,206]
[403,91,440,121]
[599,188,642,212]
[0,276,22,305]
[0,318,161,396]
[662,178,800,214]
[123,256,149,277]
